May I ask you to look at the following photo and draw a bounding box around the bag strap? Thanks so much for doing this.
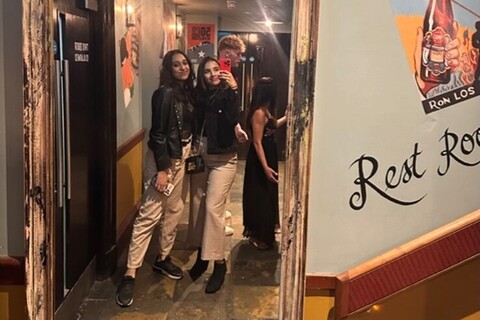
[194,120,206,155]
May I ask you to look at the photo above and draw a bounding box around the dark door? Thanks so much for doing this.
[54,10,94,307]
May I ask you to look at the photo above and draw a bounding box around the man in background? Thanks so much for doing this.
[218,34,246,69]
[217,34,248,236]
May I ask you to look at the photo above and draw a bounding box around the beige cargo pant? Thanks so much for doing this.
[188,138,238,261]
[127,144,190,269]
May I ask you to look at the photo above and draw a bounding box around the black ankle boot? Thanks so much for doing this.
[205,260,226,294]
[189,248,208,281]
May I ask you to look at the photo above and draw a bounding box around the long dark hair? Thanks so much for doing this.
[246,77,276,128]
[194,56,220,96]
[159,49,195,101]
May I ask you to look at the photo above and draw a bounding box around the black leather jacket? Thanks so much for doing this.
[147,86,187,171]
[195,86,240,154]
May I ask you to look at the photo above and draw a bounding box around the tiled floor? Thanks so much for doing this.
[76,160,284,320]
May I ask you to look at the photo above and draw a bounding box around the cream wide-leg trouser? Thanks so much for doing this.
[188,138,238,261]
[127,143,190,269]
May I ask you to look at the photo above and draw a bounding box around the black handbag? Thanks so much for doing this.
[185,154,205,174]
[185,120,205,174]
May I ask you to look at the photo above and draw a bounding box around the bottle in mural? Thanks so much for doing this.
[420,0,455,84]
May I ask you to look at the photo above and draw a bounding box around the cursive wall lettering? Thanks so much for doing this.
[438,127,480,176]
[349,125,479,210]
[349,143,426,210]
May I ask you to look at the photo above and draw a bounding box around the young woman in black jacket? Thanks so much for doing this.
[116,49,195,307]
[187,56,243,293]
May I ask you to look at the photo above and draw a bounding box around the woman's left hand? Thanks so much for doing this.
[264,167,279,184]
[219,71,238,89]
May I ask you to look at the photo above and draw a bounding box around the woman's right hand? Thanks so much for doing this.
[234,123,248,143]
[264,167,279,184]
[218,70,238,89]
[154,170,170,192]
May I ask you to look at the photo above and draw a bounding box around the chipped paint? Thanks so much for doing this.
[280,0,320,319]
[23,0,55,319]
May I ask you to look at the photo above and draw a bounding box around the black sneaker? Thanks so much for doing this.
[153,255,184,280]
[116,275,135,307]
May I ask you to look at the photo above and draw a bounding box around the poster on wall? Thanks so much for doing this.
[390,0,480,114]
[187,24,215,64]
[119,0,141,108]
[161,0,176,59]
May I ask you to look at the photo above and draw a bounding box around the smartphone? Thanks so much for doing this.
[150,174,174,197]
[219,58,232,72]
[163,183,174,197]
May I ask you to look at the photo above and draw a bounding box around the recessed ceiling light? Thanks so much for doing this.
[254,20,284,26]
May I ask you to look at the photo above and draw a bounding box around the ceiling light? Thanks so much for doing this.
[254,20,284,25]
[226,1,236,9]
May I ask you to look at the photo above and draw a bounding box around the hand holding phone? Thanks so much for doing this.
[151,173,175,196]
[163,183,174,197]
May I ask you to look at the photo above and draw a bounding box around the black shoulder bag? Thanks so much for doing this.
[185,120,205,174]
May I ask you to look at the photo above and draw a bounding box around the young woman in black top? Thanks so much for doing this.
[187,56,242,293]
[117,49,195,307]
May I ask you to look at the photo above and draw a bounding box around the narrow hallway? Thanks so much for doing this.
[76,161,284,320]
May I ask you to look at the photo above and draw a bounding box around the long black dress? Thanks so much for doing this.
[242,117,279,247]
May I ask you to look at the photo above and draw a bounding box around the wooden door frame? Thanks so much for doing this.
[280,0,320,319]
[23,0,55,319]
[23,0,320,319]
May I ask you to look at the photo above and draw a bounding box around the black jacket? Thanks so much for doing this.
[147,86,187,171]
[195,86,240,154]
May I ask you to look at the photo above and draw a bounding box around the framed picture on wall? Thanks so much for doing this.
[186,23,215,64]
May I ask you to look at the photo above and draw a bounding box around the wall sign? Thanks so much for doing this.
[187,23,215,64]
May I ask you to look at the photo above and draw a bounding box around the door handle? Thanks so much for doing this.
[63,60,72,200]
[55,60,64,207]
[241,63,246,111]
[249,63,254,105]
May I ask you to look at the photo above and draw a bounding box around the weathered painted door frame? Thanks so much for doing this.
[23,0,55,319]
[280,0,320,319]
[23,0,320,318]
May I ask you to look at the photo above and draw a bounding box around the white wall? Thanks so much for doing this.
[140,0,164,141]
[139,0,181,150]
[114,0,178,149]
[306,0,480,274]
[115,0,143,146]
[0,0,24,256]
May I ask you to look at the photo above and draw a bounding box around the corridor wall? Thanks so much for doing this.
[115,0,178,245]
[306,0,480,275]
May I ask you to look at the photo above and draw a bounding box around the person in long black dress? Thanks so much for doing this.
[242,77,287,250]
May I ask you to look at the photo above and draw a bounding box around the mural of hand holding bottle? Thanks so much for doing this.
[473,21,480,83]
[414,0,461,97]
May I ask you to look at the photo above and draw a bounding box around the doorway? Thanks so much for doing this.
[23,0,319,319]
[53,11,95,308]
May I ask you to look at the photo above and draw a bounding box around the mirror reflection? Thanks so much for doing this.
[58,0,292,318]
